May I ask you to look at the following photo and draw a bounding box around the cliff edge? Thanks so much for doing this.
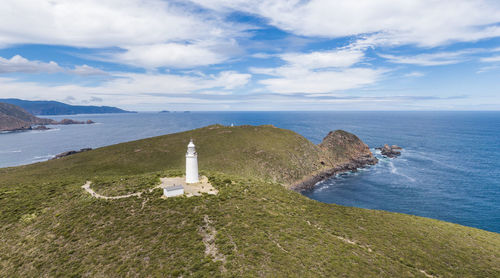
[291,130,378,190]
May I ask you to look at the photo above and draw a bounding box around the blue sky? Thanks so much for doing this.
[0,0,499,111]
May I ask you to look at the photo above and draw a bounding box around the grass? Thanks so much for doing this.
[0,124,499,277]
[91,173,161,197]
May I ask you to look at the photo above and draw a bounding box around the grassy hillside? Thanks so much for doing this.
[0,125,499,277]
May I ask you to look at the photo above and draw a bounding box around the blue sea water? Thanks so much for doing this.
[1,111,499,233]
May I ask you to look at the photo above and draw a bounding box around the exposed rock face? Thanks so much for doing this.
[376,144,402,158]
[292,130,378,191]
[319,130,378,167]
[52,148,92,160]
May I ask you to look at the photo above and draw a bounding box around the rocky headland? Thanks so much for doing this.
[0,102,94,132]
[291,130,378,191]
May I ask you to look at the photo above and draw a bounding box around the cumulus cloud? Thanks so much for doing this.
[70,65,108,76]
[191,0,500,47]
[0,55,62,73]
[0,0,239,47]
[0,0,247,69]
[251,48,384,94]
[0,55,108,76]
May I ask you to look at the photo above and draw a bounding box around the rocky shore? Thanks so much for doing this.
[51,148,92,160]
[291,130,378,191]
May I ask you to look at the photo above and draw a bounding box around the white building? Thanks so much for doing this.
[163,185,184,197]
[185,139,199,183]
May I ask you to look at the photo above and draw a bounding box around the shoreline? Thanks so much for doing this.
[290,154,378,191]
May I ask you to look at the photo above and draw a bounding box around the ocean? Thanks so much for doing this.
[1,111,499,233]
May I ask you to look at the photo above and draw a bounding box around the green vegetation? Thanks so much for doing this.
[91,173,161,197]
[0,125,499,277]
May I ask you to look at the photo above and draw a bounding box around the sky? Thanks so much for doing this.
[0,0,499,111]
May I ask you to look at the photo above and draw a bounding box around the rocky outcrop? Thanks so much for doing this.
[291,130,378,191]
[32,125,50,130]
[376,144,402,158]
[57,119,95,125]
[52,148,92,160]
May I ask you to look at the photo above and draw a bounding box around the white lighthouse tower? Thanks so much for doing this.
[185,139,199,183]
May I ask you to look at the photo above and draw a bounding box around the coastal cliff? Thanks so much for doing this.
[291,130,378,190]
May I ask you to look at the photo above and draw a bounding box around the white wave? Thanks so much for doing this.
[403,149,466,172]
[387,160,416,182]
[31,154,55,163]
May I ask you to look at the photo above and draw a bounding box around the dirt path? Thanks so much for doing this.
[81,181,161,200]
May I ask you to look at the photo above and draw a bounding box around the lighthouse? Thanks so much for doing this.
[185,139,199,183]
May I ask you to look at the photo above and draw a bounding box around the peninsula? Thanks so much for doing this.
[0,102,94,132]
[0,124,498,277]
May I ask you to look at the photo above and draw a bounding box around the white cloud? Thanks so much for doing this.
[0,0,237,47]
[251,48,384,94]
[260,68,384,94]
[192,0,500,47]
[0,55,108,76]
[113,43,230,69]
[0,55,62,73]
[480,56,500,62]
[0,70,251,106]
[404,71,425,78]
[379,51,475,66]
[280,49,364,69]
[0,0,247,69]
[70,65,107,76]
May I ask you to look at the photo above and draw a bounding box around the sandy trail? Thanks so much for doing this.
[81,181,162,200]
[82,176,217,200]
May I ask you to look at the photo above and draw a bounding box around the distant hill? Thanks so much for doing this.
[0,102,96,132]
[0,98,134,115]
[0,102,55,131]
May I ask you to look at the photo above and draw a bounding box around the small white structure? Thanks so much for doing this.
[163,185,184,197]
[185,139,199,183]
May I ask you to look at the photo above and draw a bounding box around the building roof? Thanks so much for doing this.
[164,185,184,191]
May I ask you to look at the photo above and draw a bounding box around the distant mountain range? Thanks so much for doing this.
[0,99,134,115]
